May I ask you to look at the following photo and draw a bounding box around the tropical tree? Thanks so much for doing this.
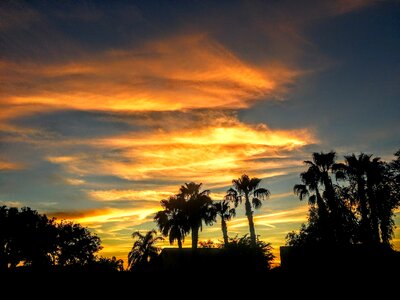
[224,234,274,271]
[293,164,330,244]
[214,200,236,245]
[154,196,188,249]
[56,221,102,267]
[127,230,163,271]
[334,153,376,243]
[179,182,215,249]
[226,174,270,246]
[335,153,399,245]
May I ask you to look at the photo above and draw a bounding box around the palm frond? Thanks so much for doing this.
[252,197,262,209]
[253,187,270,199]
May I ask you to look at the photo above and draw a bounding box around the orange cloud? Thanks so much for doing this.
[45,116,314,187]
[88,189,174,202]
[0,35,298,118]
[0,160,24,171]
[229,206,309,229]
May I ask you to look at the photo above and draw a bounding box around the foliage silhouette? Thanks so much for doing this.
[223,234,274,271]
[56,221,102,267]
[155,182,215,249]
[0,206,107,271]
[128,230,163,271]
[154,195,188,249]
[94,256,124,272]
[286,150,400,270]
[198,239,218,248]
[292,152,356,246]
[178,182,215,249]
[214,200,236,245]
[226,174,270,246]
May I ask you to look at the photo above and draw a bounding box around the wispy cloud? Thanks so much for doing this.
[229,206,308,229]
[44,114,315,187]
[0,34,298,121]
[0,160,24,171]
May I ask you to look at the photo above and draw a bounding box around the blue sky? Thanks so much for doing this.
[0,0,399,260]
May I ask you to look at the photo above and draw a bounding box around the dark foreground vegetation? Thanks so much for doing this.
[1,149,399,277]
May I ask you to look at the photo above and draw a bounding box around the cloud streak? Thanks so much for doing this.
[1,34,298,121]
[44,114,315,188]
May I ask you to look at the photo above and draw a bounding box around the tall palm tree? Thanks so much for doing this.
[294,164,330,242]
[128,230,163,271]
[295,151,357,245]
[365,156,385,244]
[154,196,188,249]
[226,174,270,246]
[178,182,215,249]
[334,153,372,243]
[214,200,236,245]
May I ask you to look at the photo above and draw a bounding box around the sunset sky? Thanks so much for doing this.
[1,0,399,262]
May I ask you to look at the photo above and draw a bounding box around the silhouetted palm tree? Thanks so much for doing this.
[294,164,330,242]
[336,153,396,244]
[334,153,373,243]
[365,156,386,244]
[306,152,352,243]
[226,175,270,246]
[214,200,236,245]
[179,182,215,249]
[154,196,188,249]
[128,230,163,271]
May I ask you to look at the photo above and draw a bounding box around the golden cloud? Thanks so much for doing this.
[229,206,308,229]
[88,189,174,202]
[45,116,314,187]
[0,160,24,171]
[0,35,298,118]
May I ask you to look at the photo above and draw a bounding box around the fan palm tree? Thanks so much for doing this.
[334,153,373,243]
[214,200,236,245]
[295,151,356,244]
[365,156,385,244]
[127,230,163,271]
[178,182,215,249]
[294,164,330,242]
[154,196,188,249]
[225,174,270,246]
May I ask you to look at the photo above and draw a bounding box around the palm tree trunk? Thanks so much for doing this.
[357,178,370,244]
[178,238,182,249]
[221,218,229,245]
[323,174,343,243]
[367,181,380,244]
[316,189,331,243]
[245,193,256,246]
[191,225,199,249]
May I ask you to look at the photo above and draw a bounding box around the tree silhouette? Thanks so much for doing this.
[289,150,400,249]
[304,152,355,244]
[0,206,58,270]
[0,206,103,270]
[95,256,124,272]
[56,221,102,267]
[179,182,215,249]
[154,195,188,249]
[335,153,378,244]
[214,200,236,245]
[225,175,270,246]
[294,163,330,244]
[224,234,274,271]
[128,230,163,271]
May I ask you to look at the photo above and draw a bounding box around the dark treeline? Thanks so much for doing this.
[1,149,399,274]
[0,206,123,272]
[284,150,400,272]
[288,151,400,247]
